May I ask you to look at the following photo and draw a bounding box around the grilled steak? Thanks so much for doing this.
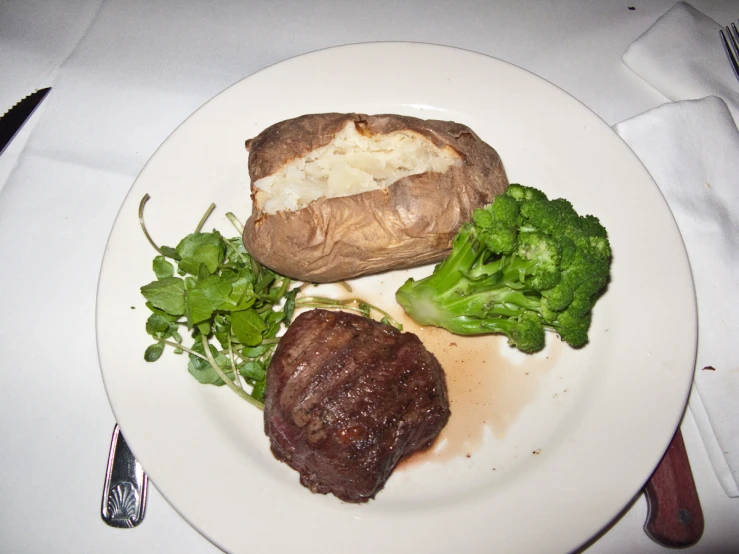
[264,309,450,503]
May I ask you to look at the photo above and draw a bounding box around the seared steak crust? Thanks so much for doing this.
[264,309,450,503]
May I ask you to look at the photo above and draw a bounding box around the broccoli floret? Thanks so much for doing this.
[501,311,546,352]
[395,184,611,352]
[505,183,547,203]
[550,309,591,348]
[474,195,519,255]
[491,193,520,226]
[512,231,561,290]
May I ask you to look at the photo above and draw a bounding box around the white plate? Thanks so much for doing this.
[97,43,696,554]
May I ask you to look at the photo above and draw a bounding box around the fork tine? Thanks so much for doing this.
[720,27,739,82]
[730,22,739,56]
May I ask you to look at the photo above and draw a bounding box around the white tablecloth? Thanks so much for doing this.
[1,0,738,552]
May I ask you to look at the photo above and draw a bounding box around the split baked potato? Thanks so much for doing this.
[242,113,508,283]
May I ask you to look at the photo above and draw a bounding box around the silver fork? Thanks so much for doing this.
[720,21,739,82]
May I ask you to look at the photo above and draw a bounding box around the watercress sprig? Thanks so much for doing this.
[138,194,298,409]
[138,195,402,410]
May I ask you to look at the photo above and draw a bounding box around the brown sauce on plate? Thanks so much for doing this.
[398,321,562,467]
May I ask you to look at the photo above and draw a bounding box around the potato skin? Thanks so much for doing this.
[242,113,508,283]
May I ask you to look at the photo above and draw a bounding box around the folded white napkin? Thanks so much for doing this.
[620,1,739,499]
[624,1,739,124]
[615,96,739,497]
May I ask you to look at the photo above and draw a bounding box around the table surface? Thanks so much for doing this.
[1,1,738,552]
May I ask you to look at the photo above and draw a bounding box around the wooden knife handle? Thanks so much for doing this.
[643,428,704,548]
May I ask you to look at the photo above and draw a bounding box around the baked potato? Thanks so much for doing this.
[242,113,508,283]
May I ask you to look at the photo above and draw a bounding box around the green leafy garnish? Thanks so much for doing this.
[141,277,186,315]
[138,196,298,409]
[138,195,404,410]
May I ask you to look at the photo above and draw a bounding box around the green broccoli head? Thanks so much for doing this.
[472,207,494,228]
[491,194,520,226]
[553,309,591,348]
[515,231,561,290]
[505,183,548,203]
[542,281,574,312]
[476,311,546,353]
[541,247,609,314]
[507,311,546,353]
[520,196,579,237]
[395,183,611,354]
[579,214,609,238]
[473,196,521,256]
[558,236,577,269]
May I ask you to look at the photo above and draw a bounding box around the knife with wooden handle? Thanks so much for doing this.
[644,428,704,548]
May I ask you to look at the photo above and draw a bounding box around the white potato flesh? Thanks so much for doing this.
[253,122,462,214]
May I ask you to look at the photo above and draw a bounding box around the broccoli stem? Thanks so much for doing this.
[396,227,544,329]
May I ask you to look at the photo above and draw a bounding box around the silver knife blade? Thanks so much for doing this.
[0,88,51,156]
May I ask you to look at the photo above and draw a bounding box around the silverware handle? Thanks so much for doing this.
[101,424,148,528]
[643,429,704,548]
